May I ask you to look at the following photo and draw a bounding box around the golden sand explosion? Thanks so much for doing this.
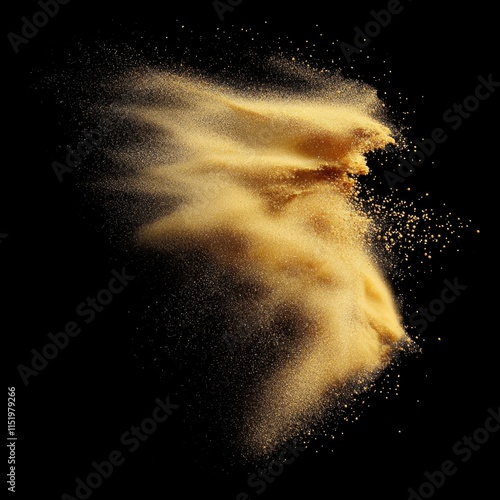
[108,67,412,455]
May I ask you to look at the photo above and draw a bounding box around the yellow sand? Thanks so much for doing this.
[116,68,410,454]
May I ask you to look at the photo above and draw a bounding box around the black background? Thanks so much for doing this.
[3,1,498,499]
